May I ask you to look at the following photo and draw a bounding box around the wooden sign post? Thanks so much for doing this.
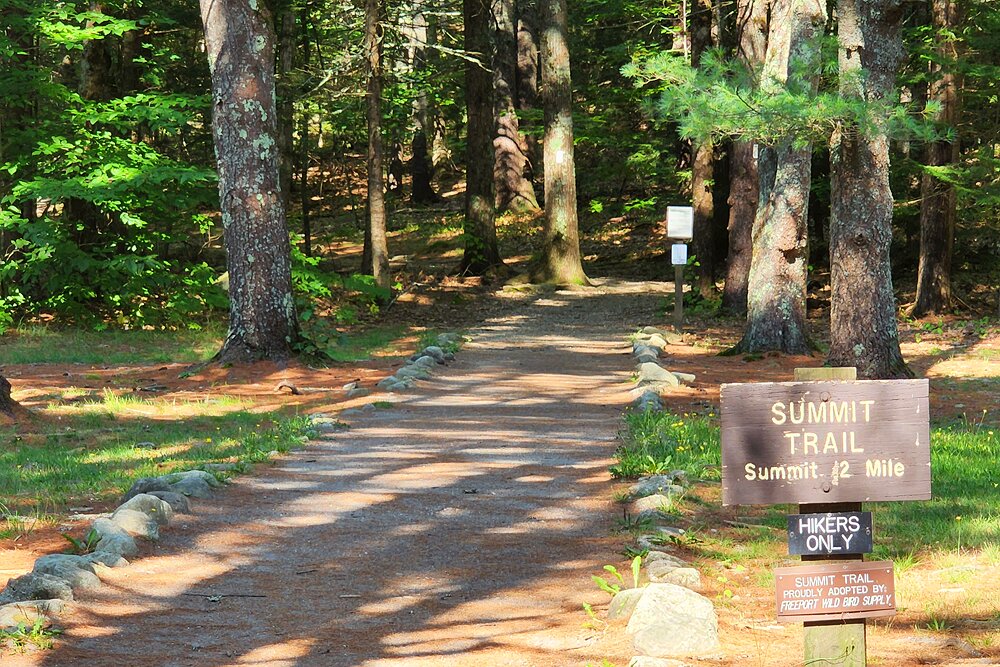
[666,206,693,331]
[720,367,932,667]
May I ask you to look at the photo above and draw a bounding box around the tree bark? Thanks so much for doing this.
[0,374,18,418]
[731,0,824,355]
[721,0,768,315]
[460,0,504,274]
[532,0,587,285]
[690,0,716,297]
[200,0,298,362]
[910,0,959,318]
[516,0,541,182]
[276,2,296,212]
[493,0,539,213]
[406,7,439,204]
[828,0,910,378]
[361,0,391,289]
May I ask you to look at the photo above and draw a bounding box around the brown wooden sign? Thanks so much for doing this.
[720,380,931,505]
[775,561,896,623]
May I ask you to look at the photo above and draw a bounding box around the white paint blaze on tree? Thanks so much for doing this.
[200,0,298,362]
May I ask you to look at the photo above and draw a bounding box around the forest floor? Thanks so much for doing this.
[1,209,999,665]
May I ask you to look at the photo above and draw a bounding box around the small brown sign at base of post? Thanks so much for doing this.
[775,561,895,623]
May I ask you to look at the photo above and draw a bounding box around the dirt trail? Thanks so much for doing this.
[9,280,668,667]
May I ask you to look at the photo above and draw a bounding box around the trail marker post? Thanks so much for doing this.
[720,367,932,666]
[665,206,693,331]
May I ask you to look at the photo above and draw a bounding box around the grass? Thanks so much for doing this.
[322,324,410,362]
[0,398,315,522]
[612,409,721,480]
[0,324,226,365]
[0,619,62,652]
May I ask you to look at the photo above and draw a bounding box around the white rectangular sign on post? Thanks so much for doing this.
[666,206,694,240]
[671,243,688,266]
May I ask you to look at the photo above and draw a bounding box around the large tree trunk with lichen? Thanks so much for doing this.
[828,0,910,378]
[460,0,504,274]
[690,0,715,296]
[276,4,296,212]
[722,0,768,315]
[910,0,959,318]
[361,0,391,289]
[532,0,587,285]
[493,0,539,213]
[731,0,824,355]
[200,0,298,362]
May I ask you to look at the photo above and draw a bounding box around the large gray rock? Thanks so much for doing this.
[395,365,431,380]
[671,371,696,384]
[631,493,676,514]
[626,583,720,657]
[0,573,74,604]
[633,343,658,358]
[81,552,129,569]
[167,476,215,499]
[32,555,101,591]
[648,566,701,589]
[148,490,192,513]
[122,477,172,502]
[636,363,679,386]
[629,474,687,499]
[644,551,688,570]
[412,355,439,368]
[91,518,138,557]
[377,376,400,388]
[608,587,646,621]
[110,508,160,540]
[635,352,660,365]
[644,334,669,350]
[0,599,66,630]
[345,387,371,399]
[116,493,174,526]
[159,470,222,488]
[420,345,447,361]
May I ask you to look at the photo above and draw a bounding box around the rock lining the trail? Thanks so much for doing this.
[627,326,694,403]
[376,333,462,393]
[626,583,720,657]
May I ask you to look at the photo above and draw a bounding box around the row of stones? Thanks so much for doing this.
[629,326,695,413]
[614,327,720,667]
[0,469,227,630]
[375,333,461,392]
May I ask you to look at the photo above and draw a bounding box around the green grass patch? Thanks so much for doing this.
[1,324,225,365]
[325,324,410,362]
[612,409,721,479]
[0,405,315,522]
[616,411,1000,556]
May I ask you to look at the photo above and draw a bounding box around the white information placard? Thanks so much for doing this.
[666,206,694,240]
[671,243,688,266]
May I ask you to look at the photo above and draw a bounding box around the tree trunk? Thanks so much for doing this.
[493,0,540,213]
[0,374,18,418]
[200,0,298,362]
[516,0,541,181]
[721,0,768,315]
[407,7,439,204]
[828,0,910,379]
[910,0,959,318]
[276,3,296,212]
[460,0,504,274]
[731,0,824,355]
[690,0,715,297]
[361,0,391,289]
[532,0,587,285]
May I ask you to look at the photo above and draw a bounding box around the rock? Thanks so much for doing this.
[121,477,172,502]
[159,469,222,488]
[628,657,693,667]
[671,372,696,384]
[633,343,658,357]
[0,573,74,604]
[148,491,192,514]
[91,518,138,557]
[395,365,431,380]
[608,587,647,621]
[631,493,676,514]
[421,345,447,361]
[412,355,439,368]
[110,508,160,540]
[32,555,101,591]
[443,352,455,361]
[637,363,679,386]
[629,474,687,499]
[635,352,660,365]
[134,441,158,449]
[81,552,129,569]
[631,391,664,412]
[0,599,66,630]
[201,463,238,473]
[640,326,664,335]
[645,334,669,350]
[377,376,400,388]
[636,528,685,551]
[167,476,215,499]
[649,566,701,589]
[644,552,688,569]
[341,382,358,391]
[626,583,720,657]
[115,493,174,526]
[311,418,348,433]
[345,387,371,399]
[383,379,414,392]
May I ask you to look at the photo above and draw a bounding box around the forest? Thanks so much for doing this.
[1,0,998,386]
